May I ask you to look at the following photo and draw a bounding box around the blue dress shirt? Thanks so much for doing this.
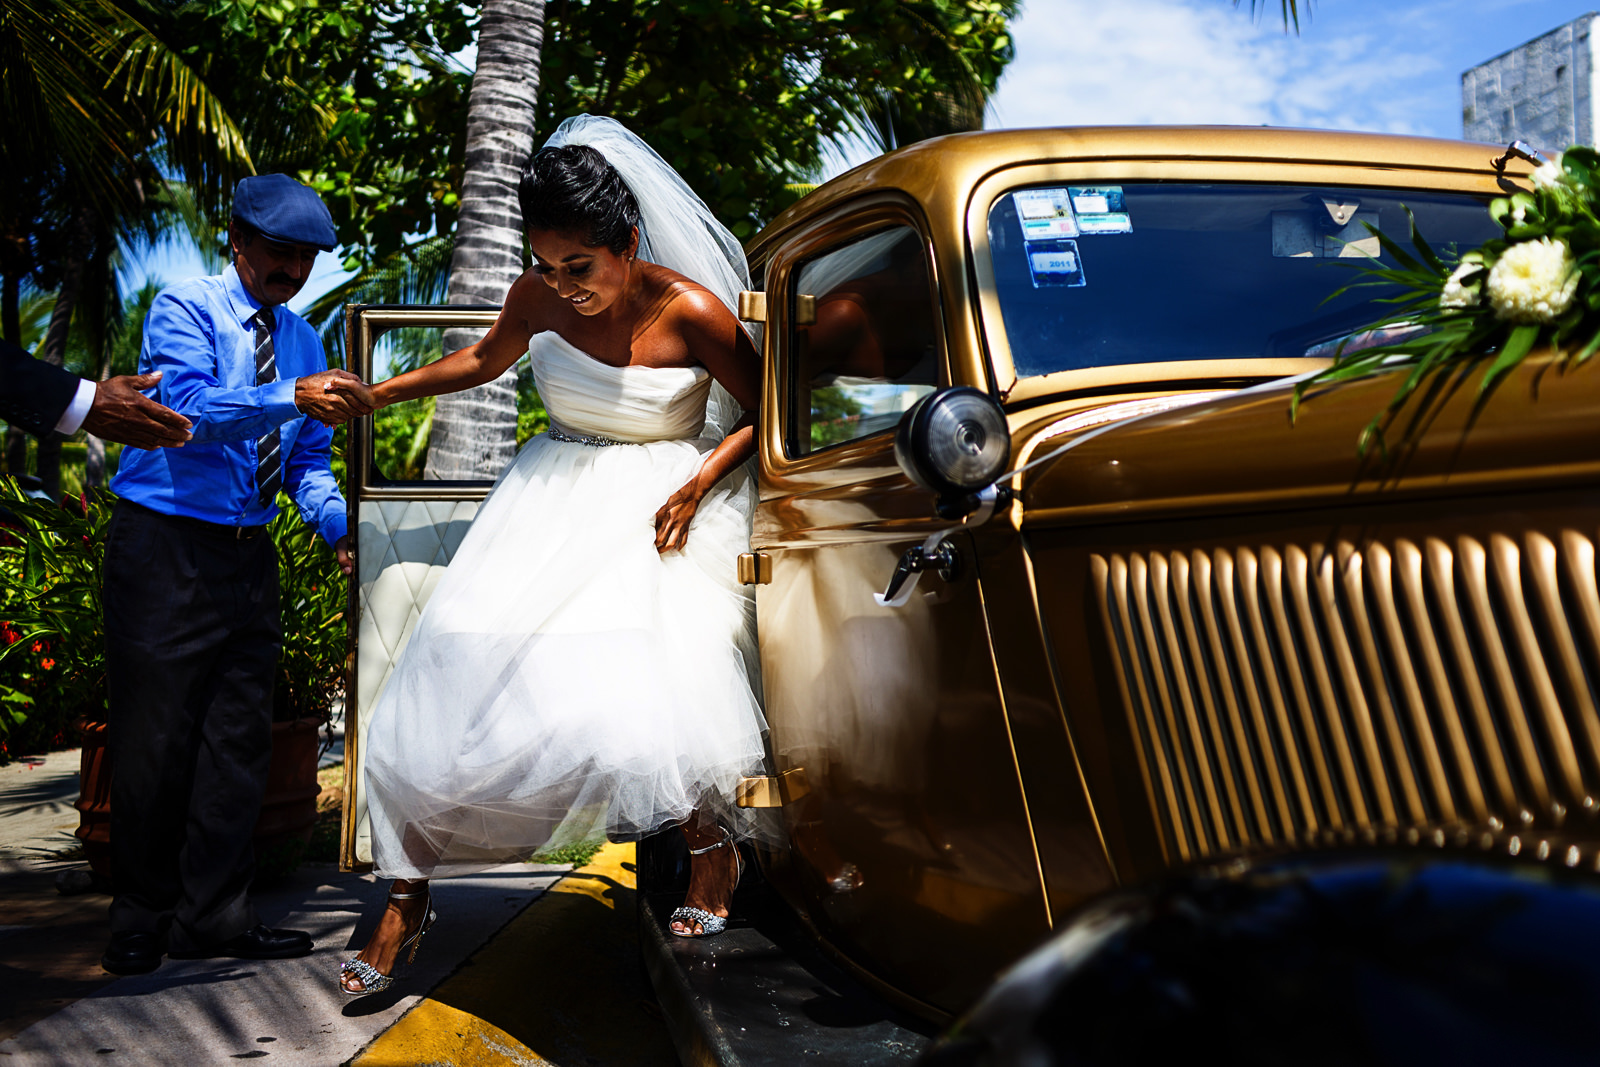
[111,265,349,546]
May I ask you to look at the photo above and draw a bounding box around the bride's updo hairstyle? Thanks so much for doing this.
[519,144,641,256]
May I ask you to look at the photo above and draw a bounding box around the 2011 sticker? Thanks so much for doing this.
[1027,239,1086,288]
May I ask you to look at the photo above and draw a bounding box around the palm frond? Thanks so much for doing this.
[111,23,255,208]
[1238,0,1307,33]
[304,235,455,364]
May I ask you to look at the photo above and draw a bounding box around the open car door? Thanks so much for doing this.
[338,304,505,871]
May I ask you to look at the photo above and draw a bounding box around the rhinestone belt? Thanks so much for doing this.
[548,427,627,447]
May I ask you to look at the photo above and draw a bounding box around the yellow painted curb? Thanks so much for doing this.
[352,842,676,1067]
[351,999,549,1066]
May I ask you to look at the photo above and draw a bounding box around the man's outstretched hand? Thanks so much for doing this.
[296,369,373,426]
[82,372,193,450]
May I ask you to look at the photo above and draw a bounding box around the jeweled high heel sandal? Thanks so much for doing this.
[670,826,742,938]
[339,888,437,996]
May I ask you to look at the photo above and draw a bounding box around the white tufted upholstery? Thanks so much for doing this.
[350,498,479,864]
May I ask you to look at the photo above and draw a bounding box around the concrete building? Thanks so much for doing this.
[1463,13,1599,151]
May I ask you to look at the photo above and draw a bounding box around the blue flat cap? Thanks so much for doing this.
[232,174,337,251]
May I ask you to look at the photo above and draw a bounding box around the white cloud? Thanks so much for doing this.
[987,0,1452,138]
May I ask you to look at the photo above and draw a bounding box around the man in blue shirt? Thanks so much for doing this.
[101,174,370,976]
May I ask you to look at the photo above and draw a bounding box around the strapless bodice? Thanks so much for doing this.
[528,331,712,443]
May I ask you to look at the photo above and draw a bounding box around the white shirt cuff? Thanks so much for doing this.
[53,378,97,436]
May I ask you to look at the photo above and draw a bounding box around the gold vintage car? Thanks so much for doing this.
[343,128,1600,1063]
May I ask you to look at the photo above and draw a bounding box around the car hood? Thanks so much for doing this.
[1016,352,1600,525]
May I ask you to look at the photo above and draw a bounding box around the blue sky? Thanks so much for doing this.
[129,0,1599,311]
[987,0,1599,138]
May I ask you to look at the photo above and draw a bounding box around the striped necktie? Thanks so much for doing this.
[253,307,282,506]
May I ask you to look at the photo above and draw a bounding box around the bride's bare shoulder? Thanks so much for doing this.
[639,263,730,326]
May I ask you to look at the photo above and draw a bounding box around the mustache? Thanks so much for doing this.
[266,272,303,288]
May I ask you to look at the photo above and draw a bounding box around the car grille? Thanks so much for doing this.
[1091,532,1600,865]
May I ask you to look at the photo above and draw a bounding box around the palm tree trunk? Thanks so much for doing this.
[425,0,546,480]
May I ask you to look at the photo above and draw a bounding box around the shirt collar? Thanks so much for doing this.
[223,263,267,330]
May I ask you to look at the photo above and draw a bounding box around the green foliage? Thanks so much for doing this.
[809,386,868,449]
[167,0,475,268]
[537,0,1021,238]
[529,837,604,867]
[0,481,112,757]
[373,397,435,481]
[0,0,250,223]
[1295,147,1600,456]
[369,363,549,479]
[165,0,1022,269]
[516,364,549,447]
[0,473,349,761]
[269,498,346,723]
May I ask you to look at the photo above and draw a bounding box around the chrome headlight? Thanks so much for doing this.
[894,387,1010,508]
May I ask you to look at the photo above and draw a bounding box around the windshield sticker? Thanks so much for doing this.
[1013,188,1080,241]
[1068,186,1133,235]
[1027,239,1087,288]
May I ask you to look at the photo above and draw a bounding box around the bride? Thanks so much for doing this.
[330,115,770,995]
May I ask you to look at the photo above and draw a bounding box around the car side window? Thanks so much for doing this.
[788,226,940,456]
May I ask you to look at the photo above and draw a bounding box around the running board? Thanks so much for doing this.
[638,885,932,1066]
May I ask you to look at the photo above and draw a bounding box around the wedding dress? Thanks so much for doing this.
[363,330,768,880]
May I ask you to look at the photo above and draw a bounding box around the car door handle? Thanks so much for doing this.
[875,485,1001,608]
[877,539,961,607]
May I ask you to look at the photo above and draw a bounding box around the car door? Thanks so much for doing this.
[748,204,1055,1014]
[338,305,504,871]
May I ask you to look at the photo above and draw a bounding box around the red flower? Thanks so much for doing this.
[30,640,44,654]
[1,623,17,645]
[40,657,55,670]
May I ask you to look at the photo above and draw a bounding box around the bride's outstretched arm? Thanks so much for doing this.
[654,294,761,553]
[328,274,541,411]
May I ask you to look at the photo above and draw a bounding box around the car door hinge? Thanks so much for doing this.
[737,290,767,323]
[736,767,811,808]
[737,551,772,585]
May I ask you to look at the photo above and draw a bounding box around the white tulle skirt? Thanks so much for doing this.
[363,431,769,880]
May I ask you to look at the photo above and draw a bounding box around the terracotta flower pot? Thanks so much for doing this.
[75,717,324,880]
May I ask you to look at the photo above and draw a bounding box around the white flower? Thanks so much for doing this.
[1439,262,1482,309]
[1512,203,1529,224]
[1486,237,1580,323]
[1532,158,1565,189]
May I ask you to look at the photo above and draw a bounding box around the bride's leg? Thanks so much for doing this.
[671,812,740,936]
[340,877,432,993]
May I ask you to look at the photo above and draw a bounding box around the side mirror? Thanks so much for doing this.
[894,387,1010,519]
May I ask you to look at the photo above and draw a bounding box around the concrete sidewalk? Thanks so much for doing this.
[0,752,678,1066]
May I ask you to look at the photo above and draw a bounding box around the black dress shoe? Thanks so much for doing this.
[102,931,163,975]
[168,924,314,960]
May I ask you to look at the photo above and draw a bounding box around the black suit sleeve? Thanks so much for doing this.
[0,338,82,439]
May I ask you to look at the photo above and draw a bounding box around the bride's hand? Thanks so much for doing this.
[323,375,380,413]
[654,480,702,553]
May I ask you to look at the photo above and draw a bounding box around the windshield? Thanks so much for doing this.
[984,183,1501,379]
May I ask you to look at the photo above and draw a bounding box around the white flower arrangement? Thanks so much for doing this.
[1297,144,1600,456]
[1532,156,1565,189]
[1485,237,1578,323]
[1438,259,1482,309]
